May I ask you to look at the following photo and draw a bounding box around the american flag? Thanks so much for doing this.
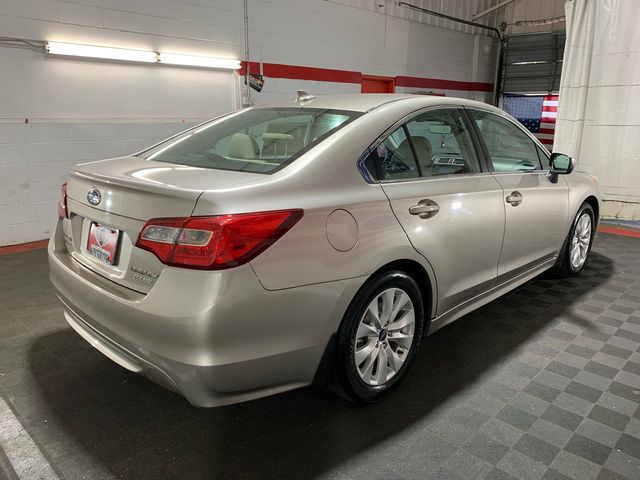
[503,95,558,149]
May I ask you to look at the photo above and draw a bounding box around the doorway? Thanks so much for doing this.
[361,75,395,93]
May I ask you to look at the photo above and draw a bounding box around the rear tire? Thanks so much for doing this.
[330,270,424,402]
[553,203,595,277]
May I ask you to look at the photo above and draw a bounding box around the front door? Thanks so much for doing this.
[468,109,569,278]
[374,108,505,316]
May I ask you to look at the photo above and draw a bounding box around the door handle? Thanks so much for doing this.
[506,191,523,206]
[409,199,439,218]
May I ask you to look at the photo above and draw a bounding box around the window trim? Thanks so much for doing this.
[464,106,551,175]
[460,108,491,174]
[403,124,423,178]
[358,105,489,184]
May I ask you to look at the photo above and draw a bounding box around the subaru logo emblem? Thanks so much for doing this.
[87,188,101,206]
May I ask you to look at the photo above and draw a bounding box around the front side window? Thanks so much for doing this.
[144,108,361,174]
[405,109,481,176]
[469,110,543,172]
[537,145,550,168]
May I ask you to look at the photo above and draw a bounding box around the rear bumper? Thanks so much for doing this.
[48,221,364,407]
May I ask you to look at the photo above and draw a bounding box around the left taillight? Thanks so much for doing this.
[135,209,303,270]
[57,182,68,219]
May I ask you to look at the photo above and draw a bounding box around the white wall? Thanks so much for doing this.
[555,0,640,220]
[0,0,498,245]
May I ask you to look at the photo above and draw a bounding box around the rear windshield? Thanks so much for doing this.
[143,108,362,174]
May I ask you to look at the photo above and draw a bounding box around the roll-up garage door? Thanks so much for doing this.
[502,32,566,94]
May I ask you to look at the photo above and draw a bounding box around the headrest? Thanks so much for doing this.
[228,133,259,160]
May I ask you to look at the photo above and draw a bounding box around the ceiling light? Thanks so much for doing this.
[511,60,549,65]
[45,41,240,70]
[45,41,158,63]
[158,53,240,70]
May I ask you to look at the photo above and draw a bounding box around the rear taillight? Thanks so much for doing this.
[58,182,68,219]
[136,209,303,270]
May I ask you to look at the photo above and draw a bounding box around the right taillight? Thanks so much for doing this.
[58,182,68,219]
[136,209,303,270]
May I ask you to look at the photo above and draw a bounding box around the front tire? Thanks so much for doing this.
[554,203,595,276]
[330,270,425,402]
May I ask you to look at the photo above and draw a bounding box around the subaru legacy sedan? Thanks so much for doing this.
[49,93,600,407]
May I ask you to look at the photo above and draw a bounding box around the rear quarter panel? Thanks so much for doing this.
[191,99,439,299]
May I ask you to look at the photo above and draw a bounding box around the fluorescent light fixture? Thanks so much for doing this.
[45,41,240,70]
[46,41,157,63]
[158,52,240,70]
[511,60,549,66]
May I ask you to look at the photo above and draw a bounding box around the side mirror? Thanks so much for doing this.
[550,152,575,175]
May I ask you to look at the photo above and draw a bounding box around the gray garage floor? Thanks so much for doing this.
[0,233,639,480]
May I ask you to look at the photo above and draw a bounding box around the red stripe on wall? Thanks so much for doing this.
[239,61,493,92]
[240,61,360,84]
[598,225,640,238]
[395,76,494,92]
[238,61,260,76]
[538,128,556,135]
[542,105,558,112]
[0,239,48,256]
[264,63,362,84]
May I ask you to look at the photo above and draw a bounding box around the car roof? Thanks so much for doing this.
[256,93,500,113]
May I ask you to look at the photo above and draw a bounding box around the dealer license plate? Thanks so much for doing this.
[87,222,120,265]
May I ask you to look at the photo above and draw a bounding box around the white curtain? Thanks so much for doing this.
[555,0,640,220]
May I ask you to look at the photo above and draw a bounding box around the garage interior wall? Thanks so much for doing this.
[0,0,499,246]
[501,0,566,35]
[554,0,640,220]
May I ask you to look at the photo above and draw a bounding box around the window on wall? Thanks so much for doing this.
[469,110,542,172]
[405,109,481,176]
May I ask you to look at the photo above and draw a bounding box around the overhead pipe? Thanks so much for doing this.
[398,1,505,106]
[242,0,252,107]
[472,0,519,21]
[514,16,565,27]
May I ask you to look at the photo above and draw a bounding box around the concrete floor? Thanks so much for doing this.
[0,233,639,480]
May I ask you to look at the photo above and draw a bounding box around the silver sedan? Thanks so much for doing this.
[48,93,600,406]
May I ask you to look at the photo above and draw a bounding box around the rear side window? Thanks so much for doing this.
[145,108,361,174]
[372,127,420,181]
[405,109,481,176]
[469,110,542,172]
[366,108,482,182]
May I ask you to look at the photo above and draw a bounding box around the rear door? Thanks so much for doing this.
[467,109,569,279]
[373,107,505,316]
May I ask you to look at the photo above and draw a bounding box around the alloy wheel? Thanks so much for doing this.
[570,212,592,270]
[353,288,415,386]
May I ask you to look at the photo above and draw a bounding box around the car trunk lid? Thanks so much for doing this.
[62,156,266,293]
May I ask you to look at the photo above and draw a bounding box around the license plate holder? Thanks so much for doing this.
[87,222,120,265]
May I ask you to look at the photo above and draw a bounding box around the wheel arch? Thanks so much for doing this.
[312,257,436,392]
[584,195,600,227]
[371,258,436,328]
[554,196,599,272]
